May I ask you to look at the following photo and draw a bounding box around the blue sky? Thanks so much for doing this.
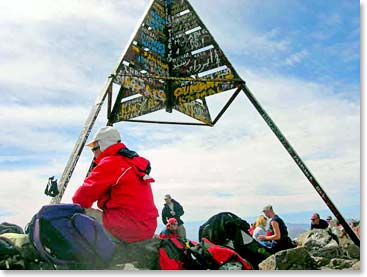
[194,0,359,92]
[0,0,361,230]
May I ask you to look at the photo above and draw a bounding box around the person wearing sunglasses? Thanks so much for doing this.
[72,126,158,243]
[310,213,329,230]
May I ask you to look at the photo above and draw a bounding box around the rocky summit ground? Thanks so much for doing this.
[0,220,360,270]
[108,224,360,270]
[258,228,360,270]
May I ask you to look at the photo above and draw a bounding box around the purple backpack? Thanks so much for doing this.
[26,204,116,269]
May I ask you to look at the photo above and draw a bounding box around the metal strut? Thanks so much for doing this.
[50,79,113,204]
[239,81,360,247]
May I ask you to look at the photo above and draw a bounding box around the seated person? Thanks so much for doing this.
[310,213,329,230]
[248,222,256,236]
[257,205,295,253]
[252,215,271,247]
[159,218,179,239]
[72,126,159,243]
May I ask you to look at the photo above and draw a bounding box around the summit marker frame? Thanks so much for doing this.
[50,0,359,247]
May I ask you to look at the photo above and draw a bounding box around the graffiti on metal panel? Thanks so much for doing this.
[173,69,236,104]
[171,48,224,76]
[174,101,212,125]
[140,31,166,57]
[165,3,174,65]
[127,1,167,59]
[138,52,168,76]
[172,13,200,35]
[122,76,167,100]
[173,81,219,104]
[171,0,189,16]
[114,66,167,100]
[140,25,164,42]
[118,96,165,121]
[145,2,166,33]
[153,1,166,17]
[171,9,193,25]
[172,28,212,57]
[201,67,237,81]
[114,65,140,84]
[124,43,168,76]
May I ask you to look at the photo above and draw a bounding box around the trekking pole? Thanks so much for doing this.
[240,81,360,247]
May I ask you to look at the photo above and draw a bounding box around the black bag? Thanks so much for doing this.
[0,222,24,235]
[199,212,271,269]
[0,232,55,270]
[0,236,25,269]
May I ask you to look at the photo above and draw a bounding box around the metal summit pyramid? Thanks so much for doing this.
[107,0,242,126]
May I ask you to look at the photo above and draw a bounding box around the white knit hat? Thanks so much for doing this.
[86,126,121,152]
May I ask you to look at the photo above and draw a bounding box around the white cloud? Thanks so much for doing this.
[0,0,148,25]
[0,105,90,153]
[284,49,309,66]
[0,0,149,104]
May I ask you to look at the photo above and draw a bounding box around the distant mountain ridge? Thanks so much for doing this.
[156,221,310,241]
[155,206,360,241]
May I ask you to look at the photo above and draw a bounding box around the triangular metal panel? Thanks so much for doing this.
[110,0,242,125]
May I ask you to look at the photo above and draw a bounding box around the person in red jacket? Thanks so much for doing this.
[72,126,158,243]
[159,218,179,239]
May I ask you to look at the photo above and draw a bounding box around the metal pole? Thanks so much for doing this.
[50,80,113,204]
[107,84,112,119]
[122,119,210,126]
[240,82,360,247]
[212,87,241,125]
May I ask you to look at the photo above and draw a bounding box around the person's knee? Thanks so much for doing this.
[85,208,103,224]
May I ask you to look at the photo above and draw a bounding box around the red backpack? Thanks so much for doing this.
[189,238,253,270]
[159,237,253,270]
[159,237,189,270]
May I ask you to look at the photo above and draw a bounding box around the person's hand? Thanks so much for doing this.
[170,211,176,216]
[258,235,266,241]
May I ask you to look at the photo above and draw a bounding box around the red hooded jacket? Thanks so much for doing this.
[72,143,158,242]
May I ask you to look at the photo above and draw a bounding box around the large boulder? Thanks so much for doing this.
[312,256,330,268]
[302,229,336,249]
[302,229,344,260]
[338,237,360,259]
[258,247,317,270]
[323,258,359,270]
[295,232,309,246]
[109,238,160,270]
[351,261,360,270]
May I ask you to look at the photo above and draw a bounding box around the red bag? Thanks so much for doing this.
[195,238,253,270]
[159,238,188,270]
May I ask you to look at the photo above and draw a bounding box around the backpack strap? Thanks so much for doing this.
[118,148,138,159]
[117,147,154,183]
[117,148,151,175]
[31,218,70,266]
